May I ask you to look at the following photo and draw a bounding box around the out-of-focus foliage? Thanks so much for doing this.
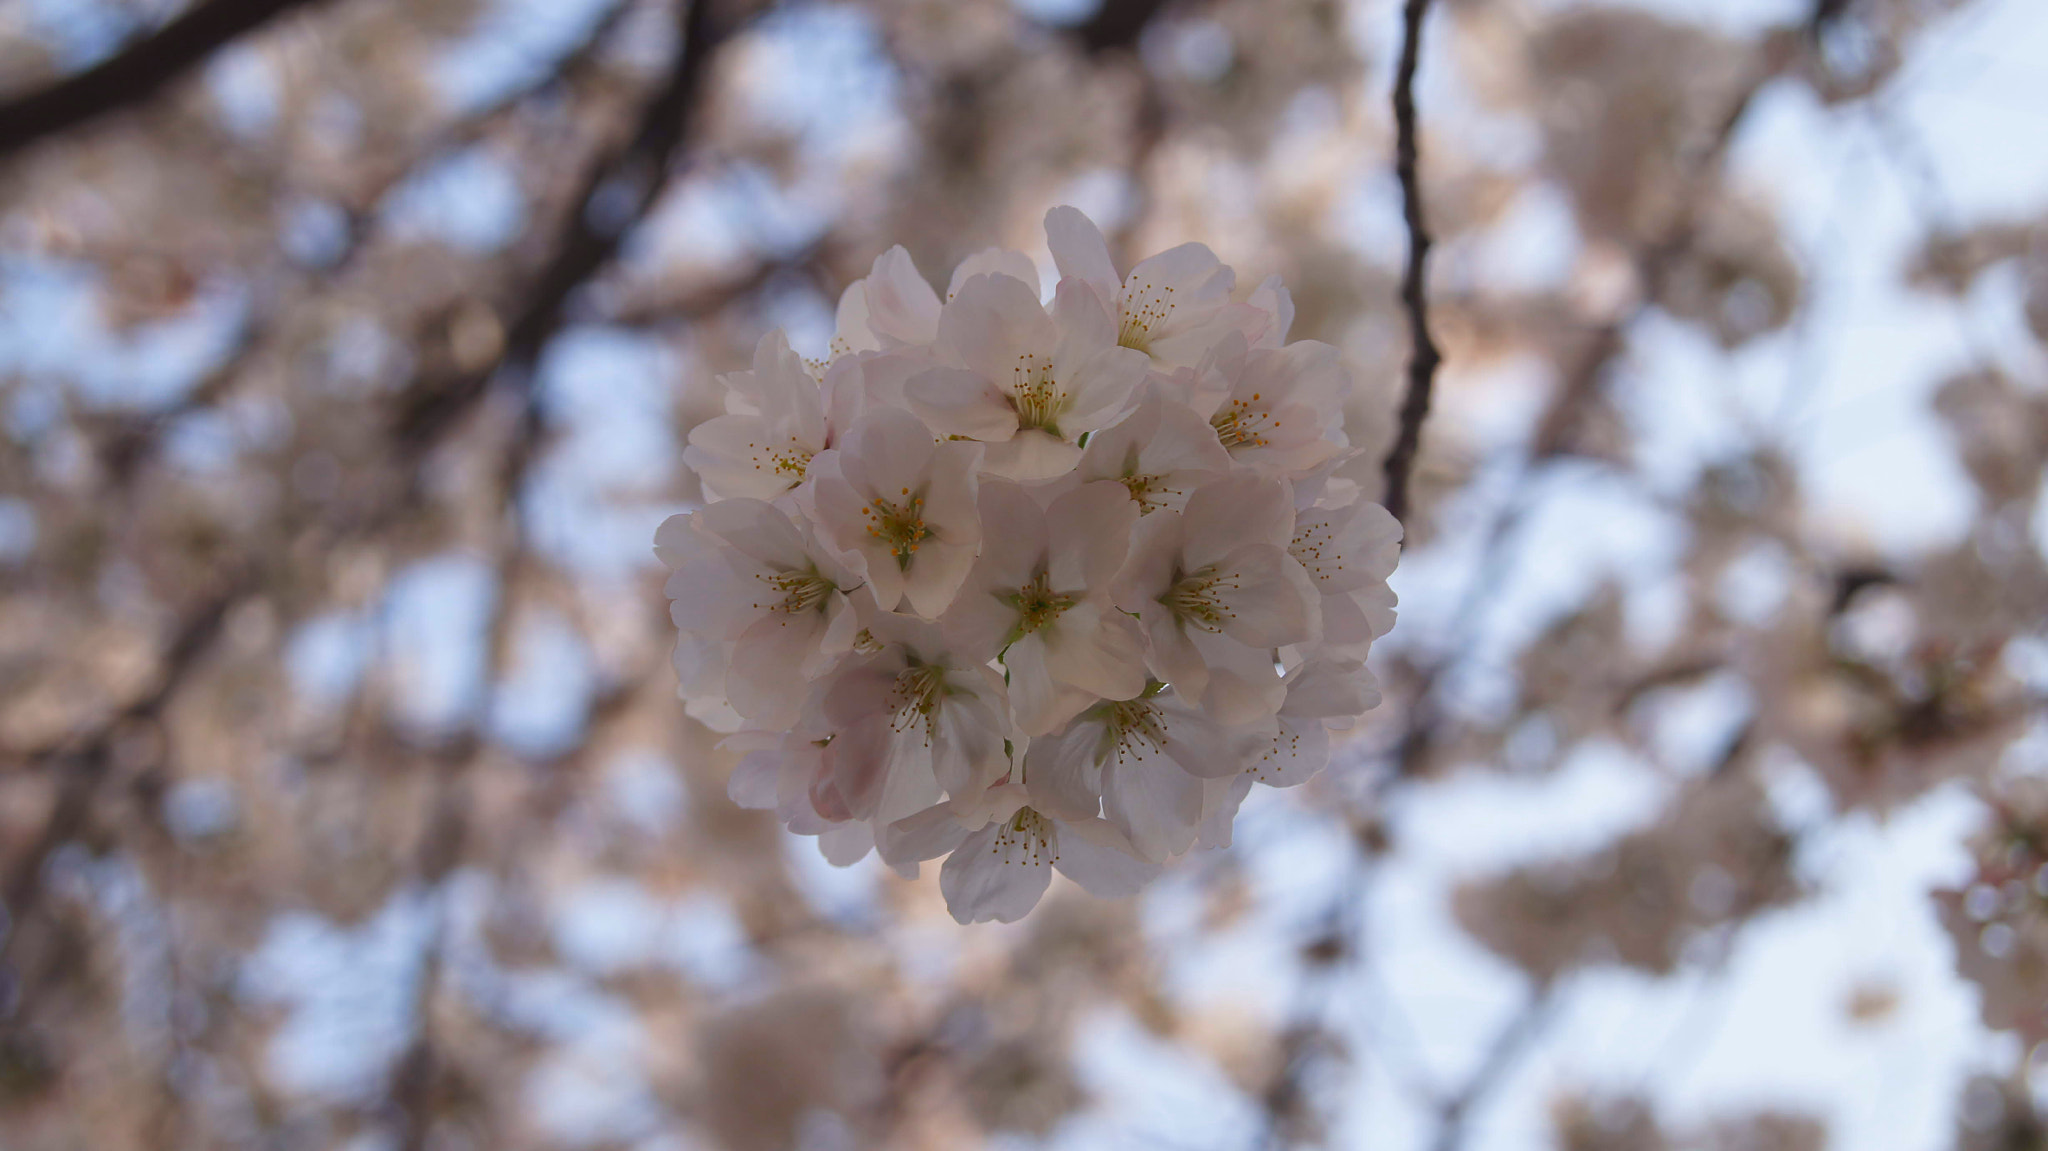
[1,0,2045,1148]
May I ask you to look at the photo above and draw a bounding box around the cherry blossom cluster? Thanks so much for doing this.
[657,208,1400,923]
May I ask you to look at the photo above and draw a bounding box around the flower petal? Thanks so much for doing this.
[905,366,1020,441]
[1044,206,1120,307]
[1053,816,1161,897]
[948,247,1039,300]
[940,817,1054,923]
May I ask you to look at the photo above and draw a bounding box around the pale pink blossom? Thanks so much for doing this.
[905,273,1148,481]
[806,407,982,618]
[1112,473,1320,724]
[942,479,1147,735]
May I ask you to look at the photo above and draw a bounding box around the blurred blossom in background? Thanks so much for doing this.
[1,0,2046,1147]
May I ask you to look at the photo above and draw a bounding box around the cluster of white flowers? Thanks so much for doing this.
[658,208,1400,923]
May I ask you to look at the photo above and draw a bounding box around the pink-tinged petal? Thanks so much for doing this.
[1249,711,1330,787]
[980,431,1082,482]
[947,247,1039,299]
[1181,474,1295,565]
[931,678,1010,798]
[1111,506,1184,612]
[1124,242,1234,312]
[877,803,972,867]
[727,749,782,809]
[1281,658,1378,719]
[833,281,879,355]
[1196,773,1255,850]
[671,632,728,702]
[937,272,1058,384]
[816,596,860,670]
[940,817,1053,924]
[817,712,893,819]
[950,778,1031,829]
[731,331,826,437]
[921,440,985,544]
[684,414,805,500]
[1139,398,1235,474]
[875,729,943,827]
[830,349,922,416]
[1239,341,1346,417]
[667,559,752,640]
[905,366,1020,441]
[1192,655,1289,727]
[1055,345,1148,432]
[973,480,1050,590]
[820,660,901,730]
[941,582,1018,662]
[1050,276,1118,368]
[1045,206,1121,306]
[817,820,873,866]
[695,497,811,571]
[1040,603,1148,703]
[1143,609,1208,698]
[1101,738,1205,862]
[1046,481,1138,591]
[653,512,697,570]
[843,407,939,502]
[1023,718,1106,821]
[1247,273,1294,347]
[727,610,831,725]
[1207,543,1319,648]
[1003,633,1068,737]
[863,245,942,346]
[1317,584,1375,651]
[1144,303,1264,366]
[1355,581,1398,641]
[1054,816,1161,897]
[1157,696,1261,778]
[900,536,977,619]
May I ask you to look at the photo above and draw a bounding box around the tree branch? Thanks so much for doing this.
[0,0,330,160]
[1379,0,1444,528]
[1429,988,1556,1151]
[393,0,742,448]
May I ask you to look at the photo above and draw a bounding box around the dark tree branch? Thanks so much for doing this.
[1430,988,1556,1151]
[1380,0,1444,529]
[1070,0,1175,56]
[0,0,330,160]
[393,0,742,448]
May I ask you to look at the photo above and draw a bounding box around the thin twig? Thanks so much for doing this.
[1429,987,1557,1151]
[1380,0,1444,528]
[0,0,332,158]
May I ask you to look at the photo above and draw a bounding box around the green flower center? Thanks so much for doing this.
[862,487,934,569]
[1158,564,1240,632]
[999,570,1078,644]
[751,569,836,615]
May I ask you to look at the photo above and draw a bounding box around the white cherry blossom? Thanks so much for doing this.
[881,782,1161,923]
[682,331,862,501]
[807,612,1012,828]
[1112,473,1320,724]
[1250,656,1381,787]
[1289,495,1403,659]
[1044,205,1259,369]
[829,245,942,358]
[905,273,1148,481]
[1069,387,1231,515]
[942,479,1147,735]
[656,498,859,727]
[1023,684,1265,862]
[1196,336,1353,479]
[806,407,982,618]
